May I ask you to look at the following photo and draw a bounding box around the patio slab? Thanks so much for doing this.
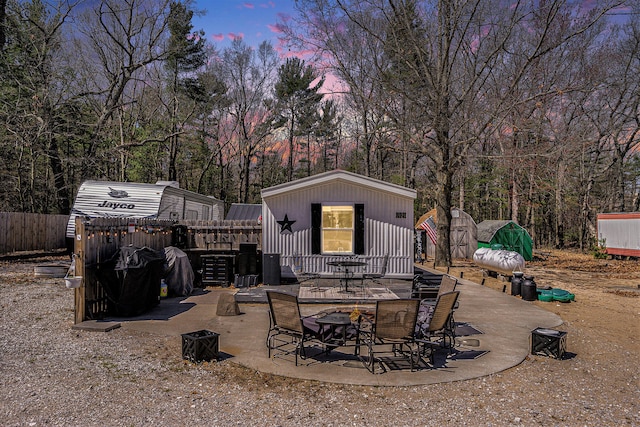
[109,268,562,386]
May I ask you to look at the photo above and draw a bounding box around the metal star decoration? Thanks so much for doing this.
[277,214,296,233]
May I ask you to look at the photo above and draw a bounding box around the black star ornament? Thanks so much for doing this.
[277,214,296,233]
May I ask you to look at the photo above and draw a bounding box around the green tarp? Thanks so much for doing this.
[477,220,533,261]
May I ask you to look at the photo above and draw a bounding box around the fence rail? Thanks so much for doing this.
[0,212,68,254]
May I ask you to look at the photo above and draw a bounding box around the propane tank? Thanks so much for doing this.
[473,247,525,276]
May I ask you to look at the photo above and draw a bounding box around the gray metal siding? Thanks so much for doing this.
[598,215,640,253]
[226,203,262,221]
[262,179,415,277]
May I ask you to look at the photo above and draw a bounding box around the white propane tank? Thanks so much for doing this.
[473,247,525,276]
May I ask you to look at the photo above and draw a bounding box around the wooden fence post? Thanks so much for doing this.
[74,217,86,324]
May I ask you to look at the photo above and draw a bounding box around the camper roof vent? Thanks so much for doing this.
[155,181,180,188]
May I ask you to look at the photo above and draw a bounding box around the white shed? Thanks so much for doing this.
[261,170,417,279]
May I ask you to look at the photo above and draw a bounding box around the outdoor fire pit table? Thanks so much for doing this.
[315,312,353,348]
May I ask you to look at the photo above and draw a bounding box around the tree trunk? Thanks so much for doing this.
[434,141,452,267]
[555,158,566,248]
[511,167,519,222]
[613,151,625,212]
[287,107,295,181]
[48,137,70,214]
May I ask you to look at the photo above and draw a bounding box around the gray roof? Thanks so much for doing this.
[226,203,262,221]
[477,220,517,243]
[260,169,417,199]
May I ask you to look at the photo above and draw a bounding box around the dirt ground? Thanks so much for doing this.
[440,249,640,348]
[0,249,638,426]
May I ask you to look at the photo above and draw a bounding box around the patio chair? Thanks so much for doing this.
[438,274,458,295]
[415,291,460,366]
[362,254,389,286]
[266,291,322,365]
[412,272,457,300]
[291,254,320,287]
[356,298,421,373]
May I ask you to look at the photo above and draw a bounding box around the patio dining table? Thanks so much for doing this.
[326,259,368,293]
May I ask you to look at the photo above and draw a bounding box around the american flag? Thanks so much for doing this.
[419,216,438,245]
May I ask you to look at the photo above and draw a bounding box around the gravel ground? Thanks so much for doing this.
[0,254,638,427]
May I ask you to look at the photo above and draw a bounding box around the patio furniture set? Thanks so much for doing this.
[266,274,460,373]
[291,254,390,293]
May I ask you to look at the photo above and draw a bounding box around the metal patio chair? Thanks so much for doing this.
[412,272,457,300]
[291,254,320,287]
[356,298,421,373]
[415,291,460,366]
[362,254,389,286]
[266,291,321,365]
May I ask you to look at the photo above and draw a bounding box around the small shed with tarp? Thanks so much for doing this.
[476,220,533,261]
[415,207,477,260]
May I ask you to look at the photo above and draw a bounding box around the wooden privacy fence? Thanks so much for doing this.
[73,217,174,324]
[73,217,262,324]
[0,212,68,254]
[178,219,262,250]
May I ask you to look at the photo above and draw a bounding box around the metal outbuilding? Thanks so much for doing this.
[476,220,533,261]
[225,203,262,222]
[260,170,417,278]
[597,212,640,257]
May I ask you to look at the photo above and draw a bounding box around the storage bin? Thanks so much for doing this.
[531,328,567,359]
[181,330,220,362]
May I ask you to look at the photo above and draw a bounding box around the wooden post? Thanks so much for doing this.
[74,217,86,324]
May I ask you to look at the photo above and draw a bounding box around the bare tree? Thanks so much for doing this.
[216,39,280,203]
[71,0,173,179]
[286,0,622,265]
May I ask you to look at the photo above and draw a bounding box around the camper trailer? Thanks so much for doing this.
[66,180,224,240]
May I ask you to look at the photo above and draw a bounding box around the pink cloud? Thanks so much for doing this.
[228,32,245,41]
[268,23,284,34]
[276,44,314,59]
[259,1,275,9]
[243,2,254,9]
[211,33,225,42]
[277,12,291,22]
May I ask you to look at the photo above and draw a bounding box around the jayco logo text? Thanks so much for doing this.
[97,201,135,209]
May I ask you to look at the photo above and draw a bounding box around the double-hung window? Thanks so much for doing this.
[321,205,354,254]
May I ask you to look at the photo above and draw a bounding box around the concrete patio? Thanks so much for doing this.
[90,267,562,386]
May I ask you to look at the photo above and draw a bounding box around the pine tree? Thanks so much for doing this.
[164,1,207,181]
[274,57,324,180]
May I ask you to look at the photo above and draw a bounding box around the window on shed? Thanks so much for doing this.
[322,205,353,253]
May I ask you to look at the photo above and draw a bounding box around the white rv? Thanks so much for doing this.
[66,180,224,239]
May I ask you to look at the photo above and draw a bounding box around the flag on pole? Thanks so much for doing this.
[419,216,438,245]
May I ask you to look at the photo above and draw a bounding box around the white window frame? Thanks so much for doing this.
[321,204,354,254]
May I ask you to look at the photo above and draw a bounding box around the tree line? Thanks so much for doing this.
[0,0,638,265]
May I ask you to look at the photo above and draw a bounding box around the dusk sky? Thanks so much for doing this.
[192,0,296,53]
